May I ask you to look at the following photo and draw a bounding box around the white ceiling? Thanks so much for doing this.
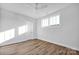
[0,3,71,19]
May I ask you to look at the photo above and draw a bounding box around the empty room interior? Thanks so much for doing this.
[0,3,79,55]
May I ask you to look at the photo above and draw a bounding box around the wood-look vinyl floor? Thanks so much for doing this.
[0,39,79,55]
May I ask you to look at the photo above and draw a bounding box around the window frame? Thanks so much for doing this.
[41,15,60,28]
[18,24,28,35]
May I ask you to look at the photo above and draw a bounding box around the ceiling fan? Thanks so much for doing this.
[34,3,48,10]
[24,3,48,10]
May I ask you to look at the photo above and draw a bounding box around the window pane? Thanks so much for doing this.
[41,18,48,27]
[55,15,60,24]
[18,25,26,35]
[9,29,15,39]
[5,29,15,40]
[18,25,28,35]
[0,32,5,43]
[25,24,28,32]
[49,15,60,25]
[50,16,56,25]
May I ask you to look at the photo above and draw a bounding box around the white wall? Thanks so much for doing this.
[0,8,36,46]
[37,4,79,51]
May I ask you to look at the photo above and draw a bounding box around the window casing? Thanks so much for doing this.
[41,15,60,27]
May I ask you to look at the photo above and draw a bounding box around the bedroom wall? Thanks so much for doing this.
[0,8,36,46]
[0,4,79,51]
[37,4,79,50]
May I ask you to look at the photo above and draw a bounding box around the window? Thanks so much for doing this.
[25,25,28,32]
[41,15,60,27]
[49,15,60,25]
[0,32,5,43]
[0,29,15,43]
[50,16,56,25]
[18,24,28,35]
[5,29,15,40]
[55,15,60,24]
[41,18,48,27]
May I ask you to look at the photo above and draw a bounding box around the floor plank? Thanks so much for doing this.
[0,39,79,55]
